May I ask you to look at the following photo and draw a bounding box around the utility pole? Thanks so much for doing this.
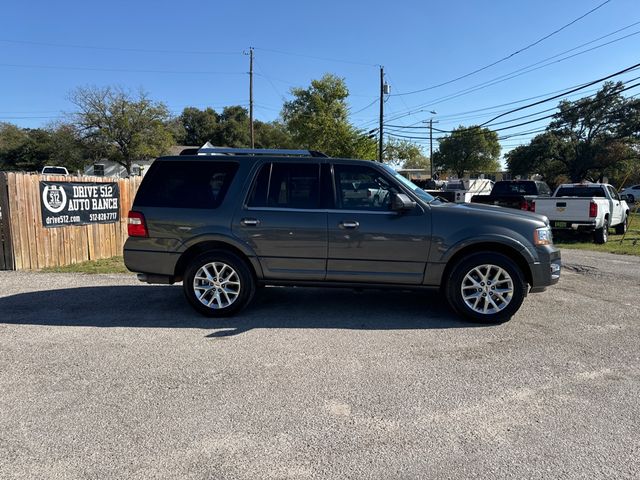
[378,66,384,163]
[249,47,255,148]
[429,119,433,179]
[424,111,437,179]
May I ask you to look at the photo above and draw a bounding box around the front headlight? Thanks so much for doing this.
[534,226,553,245]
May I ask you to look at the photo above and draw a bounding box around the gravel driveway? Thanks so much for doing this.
[0,249,639,479]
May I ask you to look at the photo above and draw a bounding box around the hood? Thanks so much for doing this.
[433,201,549,226]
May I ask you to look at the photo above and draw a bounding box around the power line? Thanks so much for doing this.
[392,0,613,97]
[376,63,640,132]
[253,59,288,102]
[367,21,640,128]
[385,81,635,132]
[350,98,379,116]
[0,38,240,55]
[411,28,640,110]
[0,63,246,75]
[480,63,640,126]
[252,47,378,68]
[377,26,640,126]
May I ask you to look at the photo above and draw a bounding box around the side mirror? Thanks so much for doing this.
[392,193,417,212]
[620,194,631,203]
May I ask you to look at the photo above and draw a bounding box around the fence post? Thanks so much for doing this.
[0,172,15,270]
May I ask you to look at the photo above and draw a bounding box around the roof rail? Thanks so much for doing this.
[196,147,328,158]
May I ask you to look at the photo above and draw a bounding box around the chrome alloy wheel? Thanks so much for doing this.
[193,262,241,309]
[461,264,514,315]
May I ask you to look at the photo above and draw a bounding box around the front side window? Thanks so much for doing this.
[333,164,398,211]
[248,163,320,209]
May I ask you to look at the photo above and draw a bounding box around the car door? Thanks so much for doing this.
[607,185,623,226]
[232,161,327,281]
[326,163,431,285]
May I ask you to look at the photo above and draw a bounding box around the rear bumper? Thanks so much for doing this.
[123,248,180,280]
[550,220,596,231]
[528,245,561,293]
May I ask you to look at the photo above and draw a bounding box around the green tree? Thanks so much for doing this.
[70,86,174,174]
[47,123,89,174]
[0,123,29,170]
[506,82,640,183]
[254,120,294,149]
[282,74,377,159]
[433,126,500,178]
[177,107,219,146]
[217,106,250,147]
[383,138,429,169]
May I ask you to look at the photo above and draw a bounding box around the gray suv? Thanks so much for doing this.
[124,148,561,323]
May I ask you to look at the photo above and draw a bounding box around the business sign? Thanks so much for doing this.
[40,181,120,228]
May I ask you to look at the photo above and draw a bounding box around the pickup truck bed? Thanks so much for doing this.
[471,180,551,211]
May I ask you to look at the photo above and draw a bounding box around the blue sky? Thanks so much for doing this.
[1,0,639,154]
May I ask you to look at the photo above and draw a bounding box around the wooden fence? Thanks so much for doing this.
[0,172,142,270]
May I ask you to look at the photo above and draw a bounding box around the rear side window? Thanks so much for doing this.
[135,160,238,208]
[247,163,320,209]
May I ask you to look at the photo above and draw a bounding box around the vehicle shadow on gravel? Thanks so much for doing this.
[0,285,485,336]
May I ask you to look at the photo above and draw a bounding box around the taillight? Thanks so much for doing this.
[128,211,148,237]
[589,201,598,218]
[520,200,535,212]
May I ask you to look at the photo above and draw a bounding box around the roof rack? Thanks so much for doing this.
[195,147,328,158]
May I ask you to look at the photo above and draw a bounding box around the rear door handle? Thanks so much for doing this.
[339,221,359,229]
[241,218,260,226]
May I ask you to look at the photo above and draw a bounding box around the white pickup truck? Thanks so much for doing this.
[534,183,629,244]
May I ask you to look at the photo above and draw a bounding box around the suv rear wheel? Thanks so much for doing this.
[183,250,255,317]
[446,252,527,323]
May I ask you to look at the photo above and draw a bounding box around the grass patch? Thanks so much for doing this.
[555,231,640,256]
[41,256,129,274]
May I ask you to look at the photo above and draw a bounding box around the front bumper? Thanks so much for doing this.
[528,245,561,293]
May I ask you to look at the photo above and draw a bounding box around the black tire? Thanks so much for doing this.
[445,252,527,324]
[183,250,255,317]
[594,219,609,244]
[615,215,628,235]
[628,194,635,204]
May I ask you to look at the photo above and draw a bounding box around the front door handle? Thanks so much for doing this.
[241,218,260,226]
[339,221,359,229]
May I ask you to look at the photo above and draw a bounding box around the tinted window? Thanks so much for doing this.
[334,164,398,211]
[42,167,68,175]
[555,186,606,198]
[135,160,238,208]
[492,181,537,195]
[248,163,320,209]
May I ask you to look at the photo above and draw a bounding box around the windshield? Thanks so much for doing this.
[382,165,434,203]
[43,167,68,175]
[555,186,606,198]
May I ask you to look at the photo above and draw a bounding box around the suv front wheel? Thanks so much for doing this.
[446,252,527,323]
[183,250,255,317]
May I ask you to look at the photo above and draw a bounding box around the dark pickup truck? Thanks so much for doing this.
[471,180,552,212]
